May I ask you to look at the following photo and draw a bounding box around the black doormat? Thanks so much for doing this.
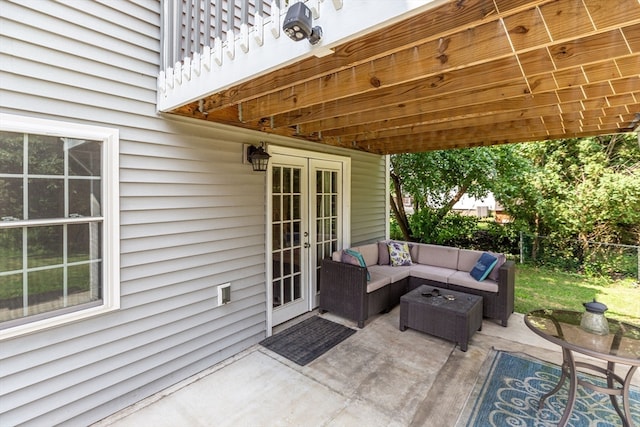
[260,316,356,366]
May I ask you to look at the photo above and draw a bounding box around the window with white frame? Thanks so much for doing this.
[0,114,119,337]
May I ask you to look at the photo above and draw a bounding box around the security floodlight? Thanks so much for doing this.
[283,2,323,45]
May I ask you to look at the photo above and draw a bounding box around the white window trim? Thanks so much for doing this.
[0,113,120,340]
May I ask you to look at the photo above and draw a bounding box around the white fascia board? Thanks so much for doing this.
[157,0,445,112]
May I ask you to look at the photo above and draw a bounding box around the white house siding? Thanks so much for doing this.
[0,0,388,425]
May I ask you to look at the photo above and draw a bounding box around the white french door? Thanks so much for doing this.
[268,147,349,327]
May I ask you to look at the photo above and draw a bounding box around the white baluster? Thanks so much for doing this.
[165,67,174,89]
[158,70,167,93]
[182,57,191,81]
[202,46,212,71]
[269,4,281,38]
[254,15,264,46]
[240,24,249,53]
[214,37,223,66]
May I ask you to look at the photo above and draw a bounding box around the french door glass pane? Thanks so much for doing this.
[315,170,338,293]
[272,166,303,309]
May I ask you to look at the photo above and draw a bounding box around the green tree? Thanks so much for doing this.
[390,145,529,241]
[497,134,640,247]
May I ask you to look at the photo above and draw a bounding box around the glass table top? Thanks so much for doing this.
[525,309,640,363]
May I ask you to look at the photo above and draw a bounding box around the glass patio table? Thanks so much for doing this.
[524,309,640,427]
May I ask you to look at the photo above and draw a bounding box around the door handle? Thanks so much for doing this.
[304,242,311,248]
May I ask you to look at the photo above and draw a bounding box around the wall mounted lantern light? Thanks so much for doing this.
[246,142,271,172]
[283,2,323,45]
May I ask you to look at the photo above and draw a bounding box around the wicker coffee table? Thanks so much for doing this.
[399,285,483,351]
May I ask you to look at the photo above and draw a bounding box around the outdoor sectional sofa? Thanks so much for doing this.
[319,241,515,328]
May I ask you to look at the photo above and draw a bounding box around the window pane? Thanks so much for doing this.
[272,224,281,250]
[68,263,102,302]
[29,135,64,175]
[0,273,23,321]
[323,171,331,192]
[68,223,101,261]
[283,276,291,304]
[283,195,291,220]
[68,140,101,176]
[292,195,300,219]
[27,268,64,316]
[0,178,23,219]
[29,178,64,219]
[272,280,281,307]
[283,168,291,193]
[0,132,23,173]
[292,168,300,193]
[272,167,281,193]
[0,228,22,271]
[69,179,102,217]
[272,195,281,221]
[28,226,63,268]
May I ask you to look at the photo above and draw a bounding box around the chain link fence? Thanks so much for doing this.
[519,232,639,282]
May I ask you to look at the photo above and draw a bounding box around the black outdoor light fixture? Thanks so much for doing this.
[283,2,323,45]
[246,142,271,172]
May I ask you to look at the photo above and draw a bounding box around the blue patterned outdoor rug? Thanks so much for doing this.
[463,350,640,426]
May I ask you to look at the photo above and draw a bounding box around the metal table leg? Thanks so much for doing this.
[538,347,578,427]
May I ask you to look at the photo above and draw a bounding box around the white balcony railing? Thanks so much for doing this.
[158,0,435,112]
[161,0,279,70]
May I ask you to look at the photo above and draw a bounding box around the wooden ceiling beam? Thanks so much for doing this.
[298,70,637,137]
[238,19,514,121]
[269,56,525,128]
[198,0,560,113]
[237,12,637,122]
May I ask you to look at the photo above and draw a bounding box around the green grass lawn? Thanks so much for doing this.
[515,263,640,325]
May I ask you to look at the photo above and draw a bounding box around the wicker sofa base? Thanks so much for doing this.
[319,242,515,329]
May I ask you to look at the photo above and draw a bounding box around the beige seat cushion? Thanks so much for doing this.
[447,270,498,293]
[366,272,391,293]
[368,265,412,283]
[409,264,456,283]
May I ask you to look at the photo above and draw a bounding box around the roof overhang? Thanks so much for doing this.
[160,0,640,154]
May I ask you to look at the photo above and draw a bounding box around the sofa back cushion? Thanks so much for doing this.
[377,240,391,265]
[416,244,459,270]
[488,252,507,281]
[353,243,379,267]
[458,249,484,272]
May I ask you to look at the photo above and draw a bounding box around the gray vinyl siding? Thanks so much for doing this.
[350,154,388,245]
[0,0,388,425]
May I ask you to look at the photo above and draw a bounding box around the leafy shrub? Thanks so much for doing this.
[409,209,478,245]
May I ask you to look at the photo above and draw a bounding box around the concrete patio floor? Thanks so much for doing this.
[94,308,638,427]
